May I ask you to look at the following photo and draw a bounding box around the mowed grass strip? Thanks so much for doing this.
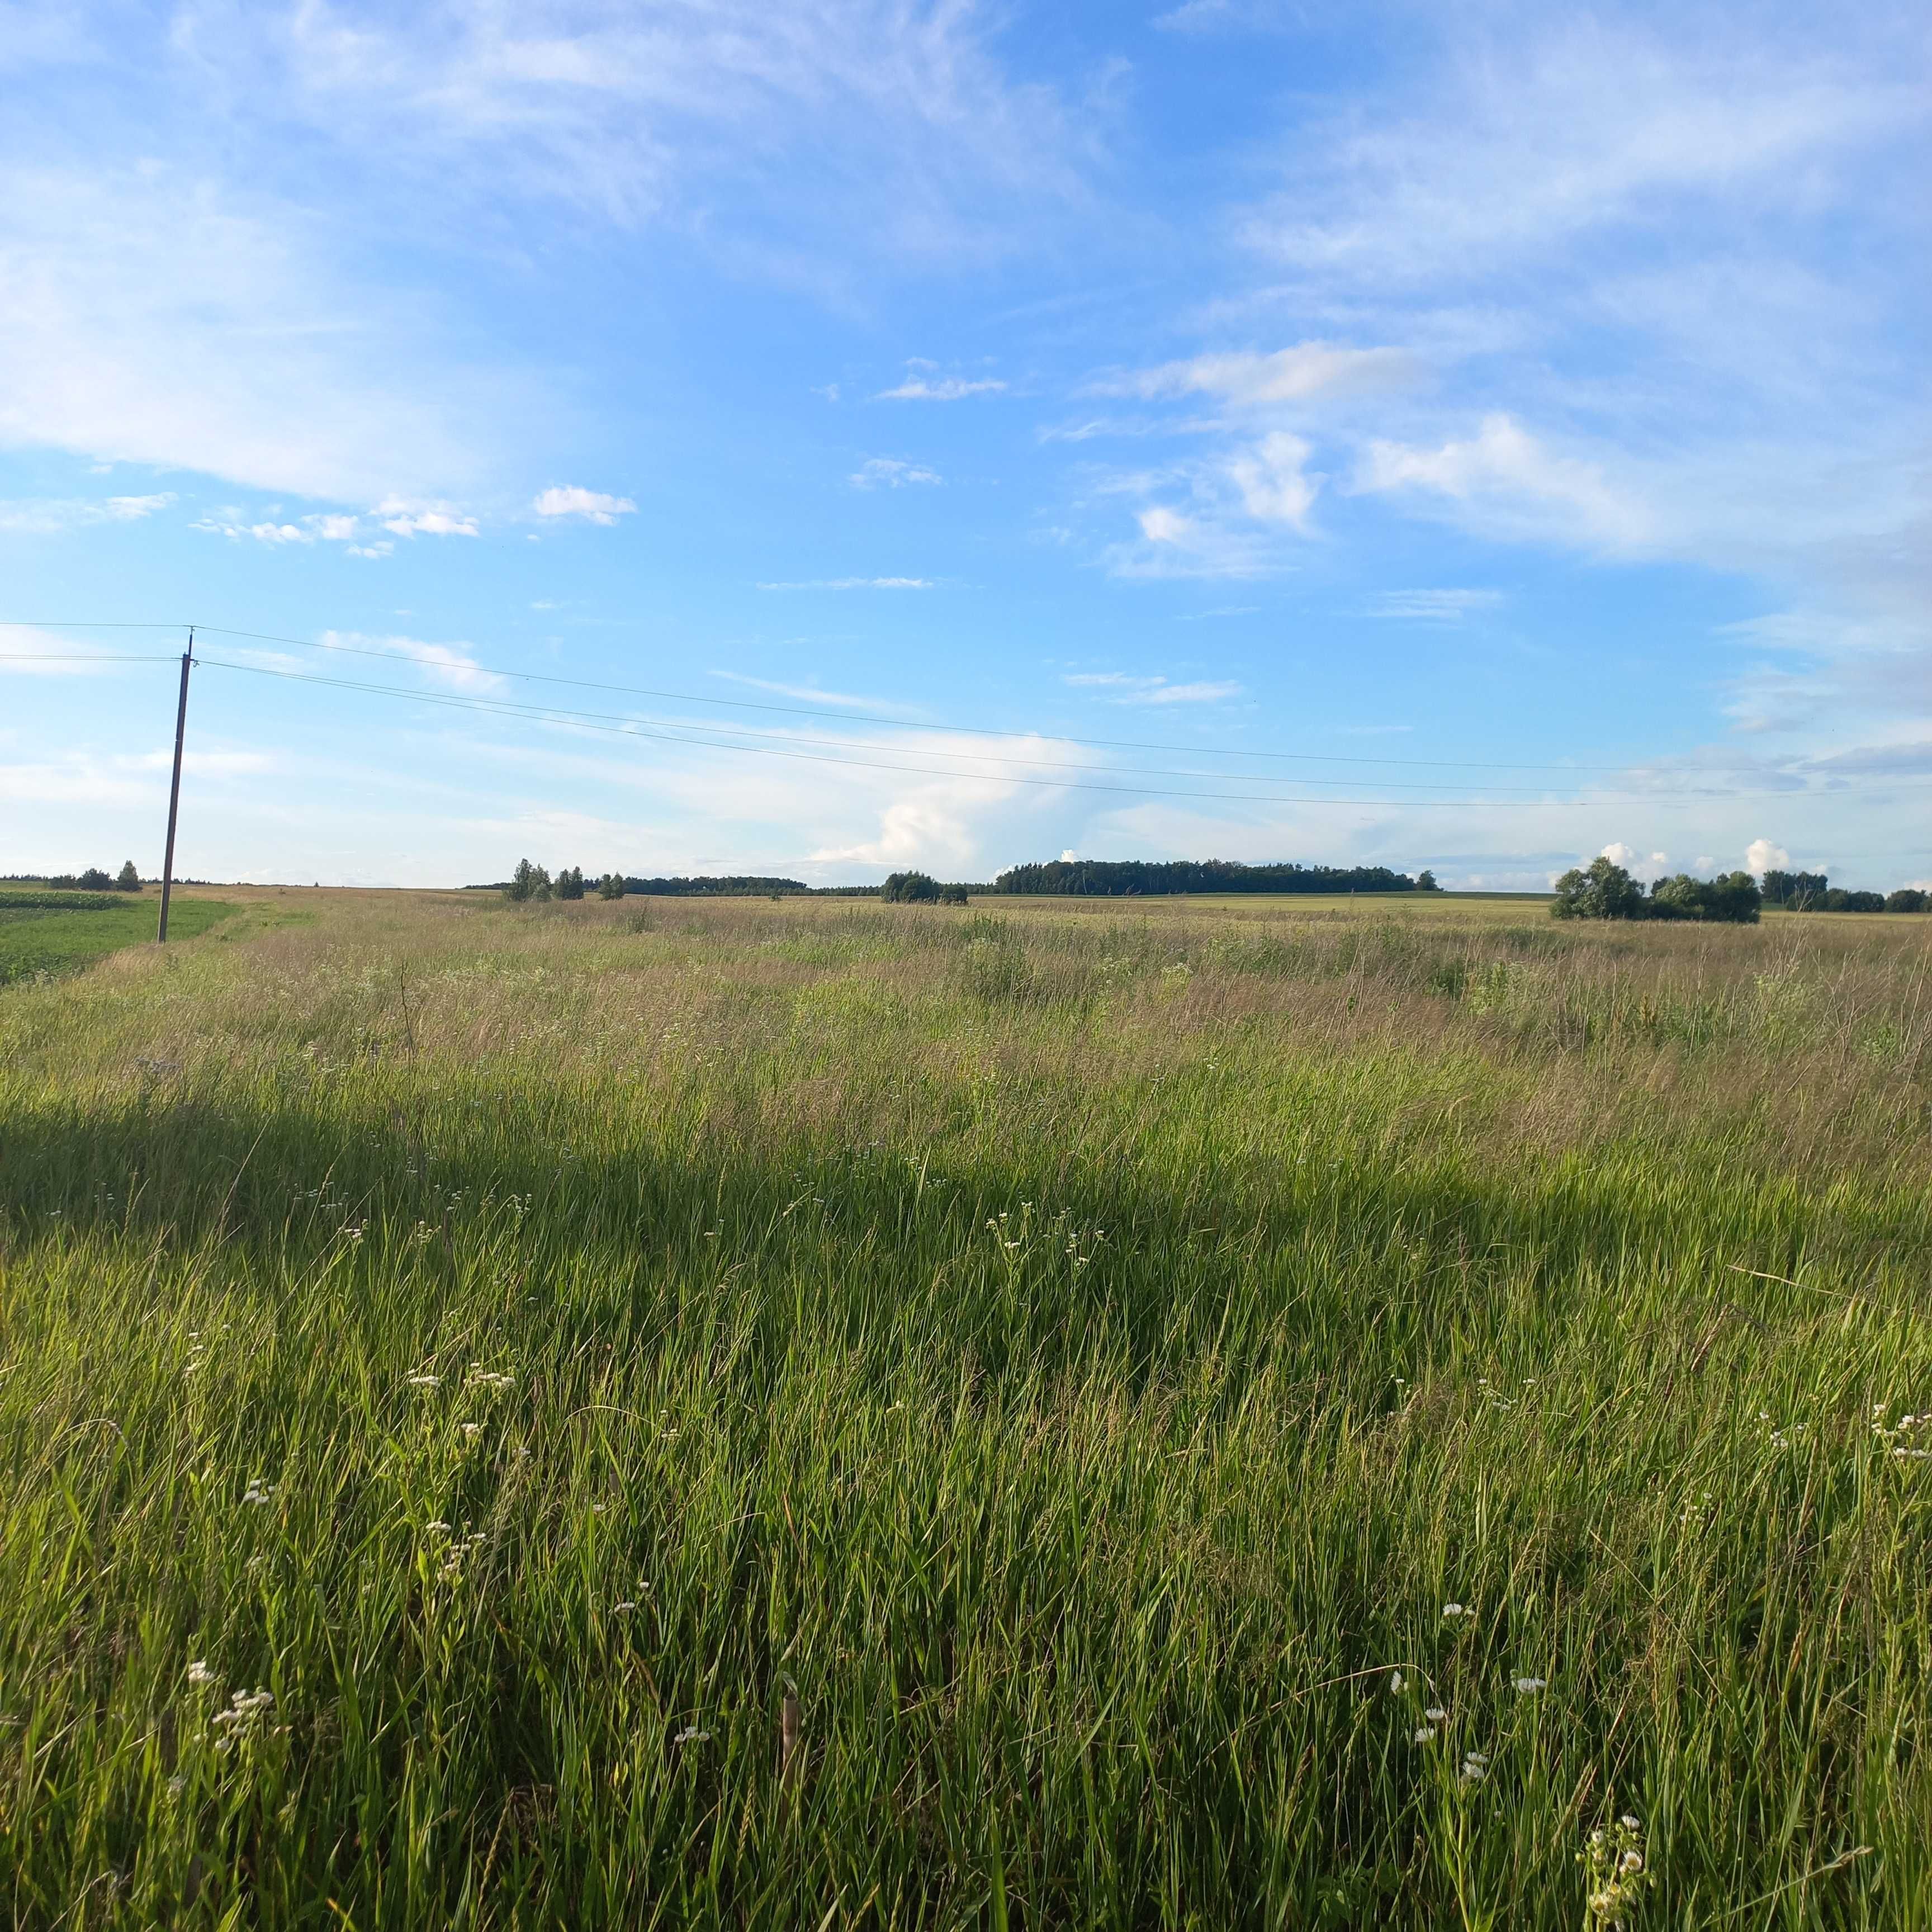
[0,889,1928,1927]
[0,893,236,984]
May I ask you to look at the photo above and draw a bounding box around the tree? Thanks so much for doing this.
[76,866,113,891]
[116,860,140,891]
[1823,888,1884,912]
[939,883,969,905]
[504,859,551,903]
[1551,856,1647,921]
[555,865,586,901]
[1885,888,1928,913]
[596,872,627,900]
[880,870,943,903]
[1761,869,1827,910]
[1415,869,1440,892]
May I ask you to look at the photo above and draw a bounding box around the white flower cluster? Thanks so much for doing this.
[1874,1405,1931,1460]
[427,1521,489,1585]
[1579,1813,1654,1928]
[211,1687,276,1753]
[241,1479,274,1508]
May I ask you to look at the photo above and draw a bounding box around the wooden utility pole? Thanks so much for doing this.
[157,629,195,943]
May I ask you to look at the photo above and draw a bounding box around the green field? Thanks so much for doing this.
[2,889,1929,1925]
[0,890,236,984]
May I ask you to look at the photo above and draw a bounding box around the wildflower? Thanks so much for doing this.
[1514,1677,1547,1695]
[407,1374,441,1389]
[187,1660,215,1687]
[613,1600,638,1613]
[1459,1752,1487,1784]
[1413,1726,1437,1744]
[673,1725,710,1745]
[1388,1670,1405,1694]
[1620,1814,1640,1830]
[1424,1706,1447,1722]
[241,1480,273,1507]
[424,1521,450,1535]
[167,1775,186,1798]
[460,1423,483,1439]
[1442,1602,1469,1619]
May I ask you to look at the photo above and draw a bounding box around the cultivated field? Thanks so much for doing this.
[2,888,1929,1926]
[0,889,235,985]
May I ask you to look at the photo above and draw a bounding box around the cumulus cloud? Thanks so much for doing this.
[1600,841,1669,876]
[376,498,480,538]
[1355,414,1649,548]
[1093,343,1415,406]
[532,485,636,524]
[850,457,941,489]
[1745,837,1791,874]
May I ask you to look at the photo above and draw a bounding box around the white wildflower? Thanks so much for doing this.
[674,1725,710,1745]
[186,1660,215,1688]
[1413,1726,1437,1744]
[1388,1670,1405,1694]
[407,1374,441,1389]
[1424,1706,1447,1722]
[1514,1676,1547,1695]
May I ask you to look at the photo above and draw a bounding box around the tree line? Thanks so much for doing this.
[1554,858,1931,924]
[3,863,141,893]
[993,859,1433,896]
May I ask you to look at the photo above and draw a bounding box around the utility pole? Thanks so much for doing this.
[157,628,195,943]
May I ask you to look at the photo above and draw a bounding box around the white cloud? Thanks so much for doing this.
[1600,842,1669,876]
[755,576,934,590]
[1367,589,1504,622]
[532,485,636,524]
[318,630,502,694]
[711,670,921,713]
[1227,432,1315,527]
[875,376,1007,401]
[1138,506,1193,544]
[1094,343,1414,406]
[850,457,941,490]
[1355,414,1649,548]
[1062,672,1242,705]
[0,491,174,534]
[1745,837,1791,874]
[0,163,507,500]
[376,498,480,538]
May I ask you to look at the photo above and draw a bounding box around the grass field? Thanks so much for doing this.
[2,888,1930,1926]
[0,889,236,984]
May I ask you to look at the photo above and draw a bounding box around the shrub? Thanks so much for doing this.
[940,883,969,905]
[881,870,943,903]
[75,868,114,892]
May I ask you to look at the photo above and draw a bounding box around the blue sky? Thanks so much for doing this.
[2,0,1927,889]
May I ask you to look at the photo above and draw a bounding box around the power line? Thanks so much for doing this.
[0,617,1816,780]
[193,655,1912,811]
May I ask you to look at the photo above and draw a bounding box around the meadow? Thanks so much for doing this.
[2,887,1929,1928]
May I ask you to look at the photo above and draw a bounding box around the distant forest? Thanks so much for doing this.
[993,859,1427,896]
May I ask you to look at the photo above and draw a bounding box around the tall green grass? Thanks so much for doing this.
[1,891,1928,1926]
[0,894,235,984]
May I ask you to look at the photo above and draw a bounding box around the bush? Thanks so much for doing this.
[75,868,114,892]
[939,883,969,905]
[1885,888,1928,913]
[881,870,943,903]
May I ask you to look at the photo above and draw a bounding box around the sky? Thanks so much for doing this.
[2,0,1928,891]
